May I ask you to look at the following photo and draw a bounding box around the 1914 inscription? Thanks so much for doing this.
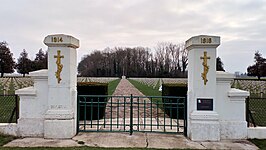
[51,36,63,43]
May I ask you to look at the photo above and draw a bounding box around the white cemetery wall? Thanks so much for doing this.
[16,69,48,137]
[248,127,266,139]
[216,71,249,139]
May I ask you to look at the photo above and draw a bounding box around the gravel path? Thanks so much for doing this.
[112,79,144,96]
[105,79,165,119]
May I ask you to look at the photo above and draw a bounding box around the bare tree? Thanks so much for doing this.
[77,42,188,77]
[181,43,188,74]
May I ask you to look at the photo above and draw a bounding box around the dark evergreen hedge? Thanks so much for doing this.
[77,82,108,120]
[162,83,187,119]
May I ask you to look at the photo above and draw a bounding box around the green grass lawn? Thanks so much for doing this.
[108,79,121,95]
[127,79,161,96]
[249,139,266,149]
[0,134,16,147]
[128,79,163,105]
[128,79,187,118]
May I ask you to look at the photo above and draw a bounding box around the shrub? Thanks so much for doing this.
[77,82,108,120]
[162,83,187,119]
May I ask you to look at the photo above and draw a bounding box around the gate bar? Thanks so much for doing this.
[130,94,133,135]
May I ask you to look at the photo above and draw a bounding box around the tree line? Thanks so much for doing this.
[0,41,47,77]
[78,42,226,77]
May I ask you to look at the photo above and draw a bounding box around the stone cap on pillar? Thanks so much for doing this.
[44,34,79,48]
[29,69,48,79]
[185,35,220,50]
[216,71,235,82]
[228,88,250,101]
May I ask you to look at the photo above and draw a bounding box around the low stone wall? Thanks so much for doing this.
[248,127,266,139]
[0,123,17,136]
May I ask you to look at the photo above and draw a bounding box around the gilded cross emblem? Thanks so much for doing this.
[200,51,210,85]
[54,50,64,84]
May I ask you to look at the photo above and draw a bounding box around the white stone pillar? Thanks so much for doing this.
[185,35,220,141]
[43,34,79,139]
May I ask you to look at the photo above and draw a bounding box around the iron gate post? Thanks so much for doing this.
[77,95,80,133]
[184,96,187,136]
[15,95,19,123]
[130,94,133,135]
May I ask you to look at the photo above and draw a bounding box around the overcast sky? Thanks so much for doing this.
[1,0,266,73]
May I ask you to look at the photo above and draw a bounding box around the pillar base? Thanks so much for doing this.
[44,119,76,139]
[44,109,76,139]
[189,111,220,141]
[220,121,247,139]
[18,118,44,137]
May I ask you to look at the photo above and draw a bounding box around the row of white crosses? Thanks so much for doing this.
[1,76,120,95]
[0,78,12,95]
[1,76,265,96]
[129,78,188,89]
[232,80,266,97]
[0,77,33,95]
[77,77,119,83]
[129,78,159,89]
[13,77,33,89]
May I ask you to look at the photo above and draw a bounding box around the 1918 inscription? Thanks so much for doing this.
[200,37,212,44]
[51,36,63,43]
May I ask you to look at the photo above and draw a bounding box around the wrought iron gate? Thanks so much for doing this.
[77,95,187,135]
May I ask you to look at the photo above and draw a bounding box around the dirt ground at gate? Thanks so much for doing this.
[4,132,258,149]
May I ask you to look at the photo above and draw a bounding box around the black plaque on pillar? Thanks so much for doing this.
[197,98,213,111]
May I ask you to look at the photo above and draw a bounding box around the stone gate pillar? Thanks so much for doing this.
[185,35,220,141]
[43,34,79,138]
